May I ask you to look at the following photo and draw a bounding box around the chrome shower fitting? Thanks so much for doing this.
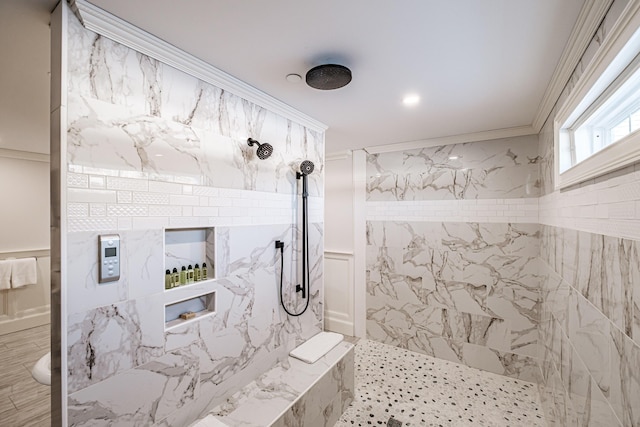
[247,138,273,160]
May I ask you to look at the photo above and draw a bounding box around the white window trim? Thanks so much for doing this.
[555,1,640,190]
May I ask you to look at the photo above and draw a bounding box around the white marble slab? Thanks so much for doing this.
[366,220,540,378]
[206,341,354,427]
[367,135,540,201]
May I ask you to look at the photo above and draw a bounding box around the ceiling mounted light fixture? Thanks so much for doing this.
[402,94,420,106]
[306,64,352,90]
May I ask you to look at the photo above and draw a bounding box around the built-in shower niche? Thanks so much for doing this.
[163,227,217,329]
[164,227,215,288]
[164,291,216,330]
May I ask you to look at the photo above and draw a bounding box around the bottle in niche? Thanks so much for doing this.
[194,264,201,282]
[172,268,179,288]
[187,265,194,284]
[180,266,187,286]
[165,270,172,289]
[202,263,207,280]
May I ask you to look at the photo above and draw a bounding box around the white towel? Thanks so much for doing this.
[11,257,37,288]
[0,260,11,290]
[289,331,344,364]
[189,415,230,427]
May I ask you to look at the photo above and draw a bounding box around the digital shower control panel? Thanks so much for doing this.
[99,234,120,283]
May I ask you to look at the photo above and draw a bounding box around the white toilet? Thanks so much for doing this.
[31,352,51,386]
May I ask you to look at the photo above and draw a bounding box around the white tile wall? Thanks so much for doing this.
[367,199,539,223]
[66,164,323,231]
[68,173,89,188]
[540,168,640,240]
[368,166,640,234]
[89,176,105,189]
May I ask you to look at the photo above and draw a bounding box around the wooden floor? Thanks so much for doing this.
[0,324,51,426]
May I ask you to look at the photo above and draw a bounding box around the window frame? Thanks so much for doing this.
[555,2,640,190]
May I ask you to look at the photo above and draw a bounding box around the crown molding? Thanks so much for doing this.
[68,0,327,134]
[365,125,536,154]
[0,148,50,163]
[325,150,353,161]
[556,0,640,125]
[532,0,613,132]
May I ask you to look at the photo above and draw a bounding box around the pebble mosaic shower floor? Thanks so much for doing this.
[335,339,545,427]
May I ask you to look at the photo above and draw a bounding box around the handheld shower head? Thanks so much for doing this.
[299,160,315,176]
[247,138,273,160]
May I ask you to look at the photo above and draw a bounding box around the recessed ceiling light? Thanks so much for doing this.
[449,156,459,160]
[402,94,420,106]
[286,73,302,83]
[155,154,164,157]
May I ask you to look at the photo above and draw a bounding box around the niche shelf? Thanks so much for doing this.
[164,227,216,291]
[164,290,216,330]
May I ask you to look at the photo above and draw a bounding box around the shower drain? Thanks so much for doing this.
[387,416,403,427]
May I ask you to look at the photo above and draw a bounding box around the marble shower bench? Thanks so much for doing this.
[191,340,355,427]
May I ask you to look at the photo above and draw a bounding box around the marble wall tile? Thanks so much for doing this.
[539,261,570,329]
[366,220,540,373]
[66,231,129,315]
[367,135,540,201]
[537,6,638,423]
[560,228,578,285]
[64,8,325,426]
[569,230,637,344]
[67,16,149,114]
[214,223,324,340]
[538,363,560,425]
[539,225,638,427]
[634,251,640,344]
[271,349,354,427]
[567,285,611,397]
[564,337,591,424]
[126,229,164,299]
[586,376,622,426]
[68,347,200,426]
[67,13,324,197]
[67,295,165,394]
[200,343,352,427]
[609,327,640,426]
[537,119,555,197]
[460,343,540,382]
[196,271,285,387]
[549,317,563,376]
[156,234,322,422]
[216,224,293,279]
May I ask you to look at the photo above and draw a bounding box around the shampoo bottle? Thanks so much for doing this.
[187,265,194,284]
[180,266,187,286]
[172,268,179,288]
[194,264,201,282]
[202,263,207,280]
[165,270,172,290]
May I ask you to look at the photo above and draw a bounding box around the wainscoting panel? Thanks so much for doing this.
[324,251,354,336]
[0,249,51,335]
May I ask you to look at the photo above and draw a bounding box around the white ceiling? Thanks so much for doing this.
[12,0,588,154]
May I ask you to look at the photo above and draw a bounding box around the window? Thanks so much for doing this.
[556,4,640,189]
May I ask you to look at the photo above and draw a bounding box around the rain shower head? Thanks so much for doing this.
[247,138,273,160]
[299,160,315,176]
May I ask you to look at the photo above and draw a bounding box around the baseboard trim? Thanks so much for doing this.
[0,310,50,335]
[324,314,354,337]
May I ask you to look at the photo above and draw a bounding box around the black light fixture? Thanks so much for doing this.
[305,64,352,90]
